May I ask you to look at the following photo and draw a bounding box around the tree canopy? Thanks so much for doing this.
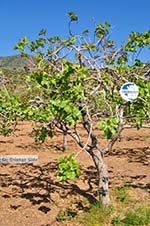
[0,12,150,204]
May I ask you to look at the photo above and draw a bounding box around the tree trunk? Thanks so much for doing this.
[63,131,68,151]
[90,147,110,205]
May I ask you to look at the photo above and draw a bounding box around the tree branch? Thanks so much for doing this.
[103,106,125,154]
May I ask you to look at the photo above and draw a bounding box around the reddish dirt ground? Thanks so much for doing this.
[0,121,149,226]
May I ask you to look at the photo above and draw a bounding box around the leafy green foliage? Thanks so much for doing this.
[68,12,78,21]
[38,28,46,36]
[1,15,149,149]
[25,60,88,125]
[125,31,150,52]
[129,79,150,129]
[95,22,111,39]
[98,117,119,139]
[34,127,48,143]
[58,155,80,181]
[0,92,22,136]
[14,37,30,53]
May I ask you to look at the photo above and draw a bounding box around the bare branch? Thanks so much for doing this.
[103,106,125,154]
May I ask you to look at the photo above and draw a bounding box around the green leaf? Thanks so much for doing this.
[95,22,110,39]
[58,155,80,181]
[98,117,119,139]
[39,29,46,36]
[14,37,30,52]
[34,127,48,143]
[104,22,111,29]
[82,29,89,36]
[68,12,78,22]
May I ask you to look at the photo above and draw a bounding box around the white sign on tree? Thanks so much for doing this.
[120,82,139,102]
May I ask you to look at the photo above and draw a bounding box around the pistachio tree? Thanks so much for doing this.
[1,12,150,204]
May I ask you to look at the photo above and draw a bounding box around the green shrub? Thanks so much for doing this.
[112,206,150,226]
[58,155,80,181]
[80,202,113,226]
[123,206,150,226]
[116,185,130,203]
[112,215,122,225]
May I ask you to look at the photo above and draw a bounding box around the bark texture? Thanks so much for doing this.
[90,147,110,205]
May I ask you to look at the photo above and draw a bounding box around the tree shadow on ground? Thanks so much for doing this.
[0,162,97,214]
[0,158,149,214]
[126,181,150,190]
[110,146,150,165]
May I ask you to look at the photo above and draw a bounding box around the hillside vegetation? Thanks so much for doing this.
[0,54,35,71]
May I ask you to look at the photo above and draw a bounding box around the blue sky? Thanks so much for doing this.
[0,0,149,60]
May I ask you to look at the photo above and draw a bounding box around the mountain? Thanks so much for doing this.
[0,55,150,79]
[0,55,35,71]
